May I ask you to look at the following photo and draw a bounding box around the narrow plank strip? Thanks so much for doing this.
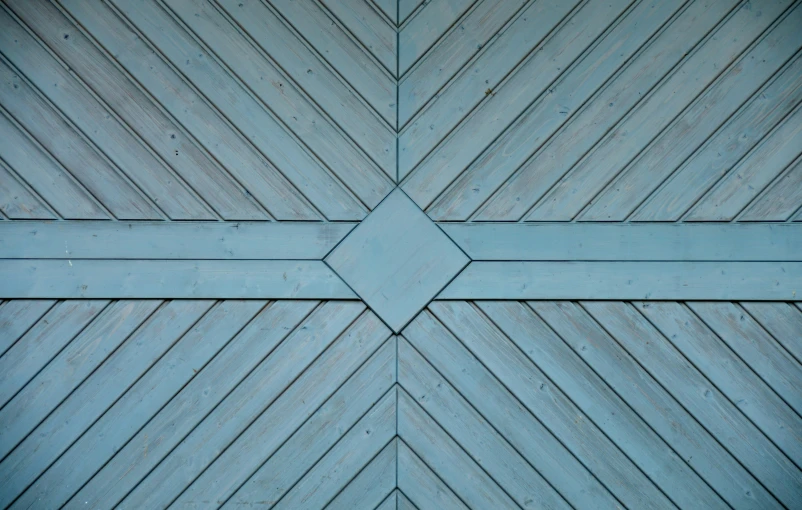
[398,0,476,76]
[397,389,519,509]
[109,0,366,220]
[0,300,107,409]
[640,301,802,468]
[397,491,418,510]
[397,441,468,510]
[375,491,397,510]
[0,58,159,220]
[583,301,802,509]
[0,221,356,259]
[582,9,802,220]
[0,260,356,299]
[633,56,802,222]
[400,0,426,25]
[58,0,314,220]
[741,302,802,364]
[174,316,392,508]
[526,0,792,221]
[398,336,573,509]
[164,0,395,202]
[441,223,802,261]
[222,336,395,508]
[0,300,213,510]
[533,300,782,510]
[322,0,396,75]
[0,300,161,462]
[372,0,397,25]
[3,1,215,220]
[113,302,365,509]
[58,300,318,510]
[477,0,741,221]
[687,302,802,417]
[325,439,397,510]
[215,0,396,174]
[0,112,106,219]
[0,299,55,357]
[740,156,802,221]
[0,158,54,220]
[267,0,396,127]
[439,262,802,300]
[402,312,625,509]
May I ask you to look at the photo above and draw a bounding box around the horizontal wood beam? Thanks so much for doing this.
[440,223,802,261]
[0,260,356,299]
[438,262,802,300]
[0,222,356,260]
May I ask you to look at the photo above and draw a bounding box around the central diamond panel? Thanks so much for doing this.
[326,189,469,332]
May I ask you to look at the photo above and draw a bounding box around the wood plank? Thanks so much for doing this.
[740,156,802,220]
[57,0,315,221]
[429,0,682,221]
[108,0,366,220]
[0,111,107,219]
[173,317,392,508]
[398,0,476,76]
[215,0,396,174]
[439,262,802,300]
[398,336,574,509]
[397,491,419,510]
[441,223,802,261]
[686,104,802,220]
[403,311,626,509]
[325,439,397,510]
[371,0,397,25]
[398,0,528,132]
[267,0,396,127]
[633,55,802,222]
[526,0,792,221]
[3,1,216,221]
[111,302,365,509]
[221,336,394,508]
[741,302,802,365]
[0,300,214,510]
[532,300,782,510]
[0,300,107,409]
[0,57,160,220]
[0,260,356,299]
[687,302,802,417]
[164,0,395,200]
[397,389,519,509]
[11,300,264,510]
[583,301,802,509]
[400,0,426,25]
[0,300,160,462]
[322,0,396,75]
[0,299,55,357]
[0,221,356,260]
[639,301,802,469]
[582,9,802,220]
[0,161,56,220]
[401,0,630,199]
[433,301,693,509]
[375,491,398,510]
[397,441,467,510]
[55,300,317,510]
[271,393,396,510]
[476,0,741,221]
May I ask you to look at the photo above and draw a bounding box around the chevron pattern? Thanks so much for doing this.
[1,298,801,508]
[2,0,802,508]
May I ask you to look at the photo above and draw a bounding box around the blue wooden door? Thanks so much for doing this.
[1,0,801,508]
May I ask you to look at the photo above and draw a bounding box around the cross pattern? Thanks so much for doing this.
[1,0,802,508]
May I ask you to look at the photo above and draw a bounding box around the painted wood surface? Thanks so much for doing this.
[0,260,356,299]
[0,221,355,259]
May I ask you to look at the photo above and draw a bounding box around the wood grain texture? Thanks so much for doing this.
[0,260,356,299]
[0,221,355,260]
[440,261,802,300]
